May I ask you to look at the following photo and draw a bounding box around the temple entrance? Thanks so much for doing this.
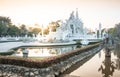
[70,24,74,34]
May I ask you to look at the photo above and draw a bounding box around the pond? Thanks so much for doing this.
[60,44,120,77]
[11,45,80,57]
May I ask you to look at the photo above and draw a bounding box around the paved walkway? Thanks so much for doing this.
[0,42,26,52]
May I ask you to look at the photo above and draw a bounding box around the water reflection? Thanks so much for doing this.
[62,44,120,77]
[114,44,120,70]
[98,48,116,77]
[11,45,78,57]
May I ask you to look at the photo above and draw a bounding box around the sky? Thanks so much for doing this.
[0,0,120,30]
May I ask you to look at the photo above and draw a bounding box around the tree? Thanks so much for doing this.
[43,28,49,35]
[0,16,12,36]
[31,28,41,35]
[49,20,61,32]
[108,28,116,36]
[19,24,28,36]
[7,25,20,36]
[115,23,120,39]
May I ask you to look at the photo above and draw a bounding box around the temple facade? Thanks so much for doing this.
[46,9,100,42]
[54,9,84,40]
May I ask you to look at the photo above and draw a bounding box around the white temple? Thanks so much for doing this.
[0,9,105,44]
[47,9,85,42]
[39,9,104,43]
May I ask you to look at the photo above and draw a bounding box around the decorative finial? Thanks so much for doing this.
[76,8,79,19]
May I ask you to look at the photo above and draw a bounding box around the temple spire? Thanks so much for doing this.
[76,8,79,19]
[69,11,75,20]
[99,23,102,38]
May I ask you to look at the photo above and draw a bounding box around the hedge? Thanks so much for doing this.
[0,43,100,68]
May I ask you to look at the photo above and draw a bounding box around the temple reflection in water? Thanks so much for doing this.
[11,45,78,57]
[98,44,120,77]
[61,44,120,77]
[98,48,116,77]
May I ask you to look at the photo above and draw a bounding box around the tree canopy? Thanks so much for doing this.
[0,16,61,37]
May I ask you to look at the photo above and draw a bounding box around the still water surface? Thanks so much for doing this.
[63,45,120,77]
[11,45,79,57]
